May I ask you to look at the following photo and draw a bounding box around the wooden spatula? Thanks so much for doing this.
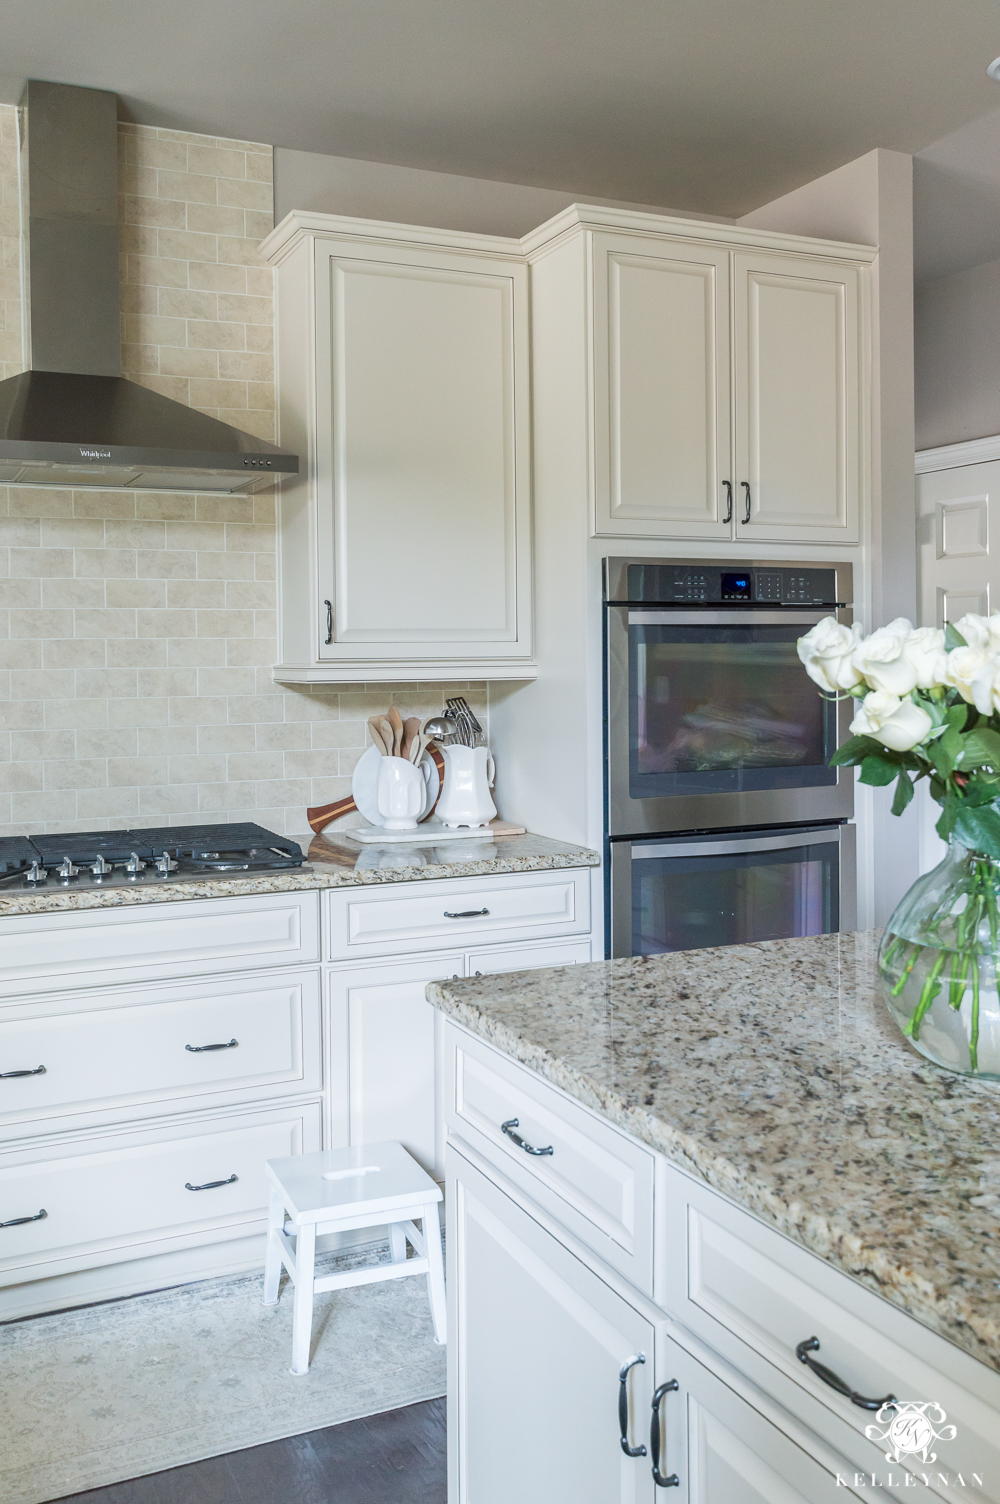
[403,716,421,762]
[386,706,404,756]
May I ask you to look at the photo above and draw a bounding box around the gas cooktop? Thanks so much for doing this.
[0,823,305,890]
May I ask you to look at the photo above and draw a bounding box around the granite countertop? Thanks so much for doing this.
[428,931,1000,1372]
[0,831,599,917]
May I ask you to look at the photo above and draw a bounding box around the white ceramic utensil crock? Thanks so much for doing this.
[436,745,497,828]
[376,756,428,829]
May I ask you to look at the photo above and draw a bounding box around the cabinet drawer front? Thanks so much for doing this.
[0,1102,321,1281]
[327,870,590,958]
[0,892,320,996]
[0,969,321,1134]
[446,1024,653,1292]
[465,938,592,974]
[663,1165,1000,1498]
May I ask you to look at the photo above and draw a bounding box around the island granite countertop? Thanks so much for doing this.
[0,830,598,918]
[427,930,1000,1373]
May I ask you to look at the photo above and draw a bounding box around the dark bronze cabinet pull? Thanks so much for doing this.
[722,480,733,524]
[1,1208,46,1228]
[501,1118,554,1156]
[795,1338,896,1412]
[185,1174,238,1192]
[618,1354,647,1457]
[0,1065,45,1078]
[324,599,334,645]
[741,480,751,524]
[444,908,489,919]
[651,1380,680,1487]
[185,1039,238,1053]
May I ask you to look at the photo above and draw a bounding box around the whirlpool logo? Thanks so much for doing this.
[79,448,111,460]
[834,1402,984,1490]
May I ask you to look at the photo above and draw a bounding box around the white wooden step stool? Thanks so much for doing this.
[263,1141,446,1376]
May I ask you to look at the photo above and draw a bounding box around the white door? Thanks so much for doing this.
[314,241,532,663]
[591,233,732,540]
[447,1145,656,1503]
[733,252,863,544]
[916,456,999,628]
[326,952,464,1178]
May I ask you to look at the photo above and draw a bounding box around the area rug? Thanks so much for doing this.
[0,1241,447,1504]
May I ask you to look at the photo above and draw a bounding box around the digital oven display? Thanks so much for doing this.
[721,571,752,601]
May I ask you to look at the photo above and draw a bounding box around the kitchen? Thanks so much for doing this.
[1,4,1000,1501]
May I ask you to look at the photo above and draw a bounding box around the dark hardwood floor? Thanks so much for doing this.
[50,1398,446,1504]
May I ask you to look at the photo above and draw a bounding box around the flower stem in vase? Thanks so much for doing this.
[905,948,947,1041]
[970,954,980,1072]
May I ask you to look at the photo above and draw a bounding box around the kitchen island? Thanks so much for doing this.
[429,931,1000,1502]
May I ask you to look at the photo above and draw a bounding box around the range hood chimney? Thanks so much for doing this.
[0,80,298,494]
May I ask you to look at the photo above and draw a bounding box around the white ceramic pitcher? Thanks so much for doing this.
[376,756,429,829]
[436,745,496,829]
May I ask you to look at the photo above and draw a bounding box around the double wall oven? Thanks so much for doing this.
[604,557,856,957]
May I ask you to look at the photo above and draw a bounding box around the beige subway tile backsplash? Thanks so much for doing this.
[0,107,492,842]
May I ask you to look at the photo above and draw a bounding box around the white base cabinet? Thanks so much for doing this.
[448,1144,869,1503]
[0,866,594,1317]
[444,1019,1000,1503]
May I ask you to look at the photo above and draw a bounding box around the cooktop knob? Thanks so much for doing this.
[125,851,145,876]
[25,861,47,884]
[57,857,79,880]
[90,854,112,878]
[154,853,179,875]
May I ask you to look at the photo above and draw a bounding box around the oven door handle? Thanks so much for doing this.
[626,609,837,627]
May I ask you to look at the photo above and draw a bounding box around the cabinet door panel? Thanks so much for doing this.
[327,954,463,1178]
[593,234,731,539]
[316,245,530,659]
[734,253,862,543]
[448,1145,655,1503]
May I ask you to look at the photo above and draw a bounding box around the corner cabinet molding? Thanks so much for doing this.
[916,433,1000,475]
[264,212,535,685]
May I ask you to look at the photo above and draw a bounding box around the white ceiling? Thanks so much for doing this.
[915,107,1000,285]
[3,0,1000,218]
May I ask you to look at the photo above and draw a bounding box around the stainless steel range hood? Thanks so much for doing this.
[0,81,298,494]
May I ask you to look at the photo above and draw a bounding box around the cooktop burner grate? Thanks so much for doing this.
[0,823,304,889]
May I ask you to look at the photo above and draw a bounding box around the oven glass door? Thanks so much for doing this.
[612,829,841,956]
[628,612,837,799]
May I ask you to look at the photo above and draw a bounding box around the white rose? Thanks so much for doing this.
[851,618,921,695]
[944,644,993,703]
[952,613,991,650]
[796,617,864,693]
[901,625,948,689]
[969,659,1000,716]
[850,690,933,752]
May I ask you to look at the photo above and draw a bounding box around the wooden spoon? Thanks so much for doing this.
[378,716,396,757]
[386,706,405,757]
[403,716,422,762]
[367,716,390,755]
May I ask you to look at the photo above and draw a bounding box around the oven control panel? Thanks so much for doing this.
[618,562,842,606]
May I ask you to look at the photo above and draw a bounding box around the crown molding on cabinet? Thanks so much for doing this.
[260,210,524,266]
[262,203,879,272]
[915,434,1000,474]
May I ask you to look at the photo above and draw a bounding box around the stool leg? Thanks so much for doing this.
[263,1189,284,1306]
[389,1221,407,1264]
[290,1222,316,1376]
[423,1201,446,1345]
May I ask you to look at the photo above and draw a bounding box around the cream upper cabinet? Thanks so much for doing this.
[592,233,733,540]
[570,215,870,545]
[734,251,863,544]
[263,215,534,684]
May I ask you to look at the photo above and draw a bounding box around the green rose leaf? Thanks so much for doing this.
[959,727,1000,772]
[891,770,914,815]
[930,725,964,776]
[936,796,960,840]
[860,754,899,786]
[952,803,1000,860]
[946,702,971,732]
[829,734,880,767]
[944,622,969,651]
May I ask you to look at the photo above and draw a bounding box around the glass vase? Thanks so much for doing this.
[878,840,1000,1078]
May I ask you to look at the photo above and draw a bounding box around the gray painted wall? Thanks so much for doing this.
[915,256,1000,451]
